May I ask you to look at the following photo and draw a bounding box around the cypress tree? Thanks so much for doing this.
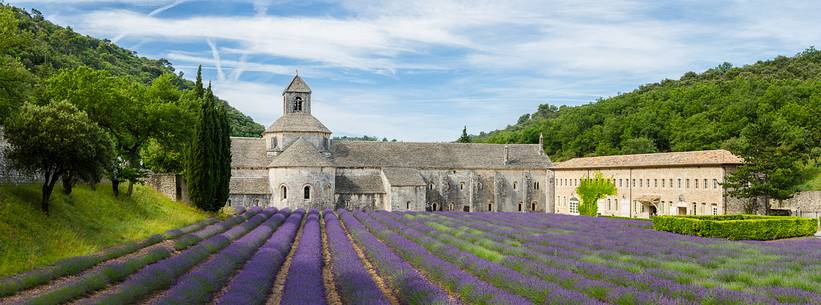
[194,65,204,99]
[214,99,231,207]
[186,82,217,211]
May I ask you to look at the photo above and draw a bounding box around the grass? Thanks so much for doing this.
[0,183,208,276]
[798,161,821,191]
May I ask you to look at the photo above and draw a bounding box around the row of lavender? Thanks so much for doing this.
[439,211,821,304]
[401,211,821,305]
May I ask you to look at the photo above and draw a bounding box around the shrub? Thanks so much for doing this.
[652,215,817,240]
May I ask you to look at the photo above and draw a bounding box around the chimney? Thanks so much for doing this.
[538,133,544,155]
[504,145,510,165]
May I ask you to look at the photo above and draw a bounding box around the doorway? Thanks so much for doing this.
[648,205,657,217]
[677,207,687,215]
[462,206,470,212]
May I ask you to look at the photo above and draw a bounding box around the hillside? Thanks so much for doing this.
[473,48,821,165]
[0,5,264,137]
[0,183,207,276]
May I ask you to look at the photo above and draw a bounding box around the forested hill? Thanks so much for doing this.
[0,6,263,137]
[472,48,821,163]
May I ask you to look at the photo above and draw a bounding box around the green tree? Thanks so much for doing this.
[724,114,810,211]
[576,172,617,216]
[4,101,113,214]
[457,126,471,143]
[620,137,658,155]
[185,83,230,211]
[0,6,34,122]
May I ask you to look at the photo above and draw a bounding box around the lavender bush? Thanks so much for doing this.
[280,209,327,305]
[216,210,303,305]
[323,209,390,305]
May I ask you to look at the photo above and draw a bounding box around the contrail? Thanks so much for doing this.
[112,0,187,43]
[207,38,226,81]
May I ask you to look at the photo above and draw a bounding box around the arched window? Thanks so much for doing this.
[477,182,483,190]
[513,182,518,190]
[294,97,303,112]
[406,201,410,210]
[460,182,464,190]
[487,203,492,211]
[280,185,287,200]
[531,201,537,211]
[518,202,523,212]
[304,185,311,200]
[433,203,438,211]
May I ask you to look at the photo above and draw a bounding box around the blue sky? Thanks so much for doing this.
[8,0,821,141]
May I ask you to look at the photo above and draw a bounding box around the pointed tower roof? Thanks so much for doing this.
[268,137,334,167]
[282,74,311,94]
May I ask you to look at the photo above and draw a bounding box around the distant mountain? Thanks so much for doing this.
[1,5,264,137]
[472,48,821,162]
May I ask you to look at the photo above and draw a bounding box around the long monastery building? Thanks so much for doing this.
[228,75,743,217]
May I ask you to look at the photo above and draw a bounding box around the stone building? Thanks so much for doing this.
[228,75,554,212]
[552,150,743,218]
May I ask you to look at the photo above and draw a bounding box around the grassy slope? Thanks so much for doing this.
[0,183,207,276]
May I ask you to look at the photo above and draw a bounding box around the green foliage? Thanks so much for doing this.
[4,101,113,213]
[724,113,812,201]
[0,4,263,137]
[575,172,617,216]
[457,126,472,143]
[185,80,231,212]
[652,215,817,240]
[0,183,206,276]
[620,137,658,154]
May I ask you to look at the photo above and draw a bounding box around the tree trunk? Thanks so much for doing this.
[41,171,58,215]
[112,179,120,197]
[127,181,134,197]
[61,173,74,195]
[125,148,140,197]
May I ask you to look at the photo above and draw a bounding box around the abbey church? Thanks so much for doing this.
[228,75,553,212]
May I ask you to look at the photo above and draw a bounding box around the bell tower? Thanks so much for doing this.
[283,74,312,114]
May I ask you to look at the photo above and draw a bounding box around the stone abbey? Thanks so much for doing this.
[228,75,743,217]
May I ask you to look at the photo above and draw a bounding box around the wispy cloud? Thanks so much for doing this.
[10,0,821,141]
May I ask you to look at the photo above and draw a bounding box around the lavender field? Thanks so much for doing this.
[1,208,819,305]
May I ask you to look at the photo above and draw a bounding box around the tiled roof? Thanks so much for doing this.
[331,142,551,169]
[283,75,311,93]
[230,137,270,168]
[382,167,426,186]
[268,138,334,168]
[335,173,385,194]
[553,149,743,169]
[266,113,331,134]
[229,177,269,194]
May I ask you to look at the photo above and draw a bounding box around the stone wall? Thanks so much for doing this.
[419,168,550,213]
[0,126,41,184]
[145,173,180,201]
[772,191,821,217]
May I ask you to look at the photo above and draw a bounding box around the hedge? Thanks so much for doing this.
[652,215,818,240]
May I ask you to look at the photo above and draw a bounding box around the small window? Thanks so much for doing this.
[429,183,435,190]
[513,182,517,190]
[661,179,665,188]
[669,178,673,188]
[569,198,579,214]
[646,179,650,188]
[713,179,718,189]
[712,204,718,215]
[678,179,681,188]
[686,179,690,189]
[518,202,523,212]
[294,97,303,112]
[227,199,232,206]
[406,201,410,210]
[303,185,311,200]
[460,182,464,190]
[639,179,642,187]
[632,179,636,187]
[487,203,492,211]
[619,179,622,187]
[280,185,287,200]
[694,178,698,189]
[704,179,708,189]
[654,179,657,188]
[692,203,697,215]
[531,201,536,211]
[607,199,611,210]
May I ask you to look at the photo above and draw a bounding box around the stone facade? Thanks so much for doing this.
[553,150,742,218]
[228,75,553,211]
[771,191,821,218]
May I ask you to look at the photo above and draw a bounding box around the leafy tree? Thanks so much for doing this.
[575,172,617,216]
[0,6,34,122]
[457,126,471,143]
[724,114,810,211]
[620,137,658,154]
[4,101,113,214]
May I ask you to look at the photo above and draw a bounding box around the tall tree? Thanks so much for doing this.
[724,114,810,212]
[457,126,471,143]
[215,96,232,208]
[194,65,204,99]
[185,82,230,211]
[4,101,113,214]
[576,172,617,216]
